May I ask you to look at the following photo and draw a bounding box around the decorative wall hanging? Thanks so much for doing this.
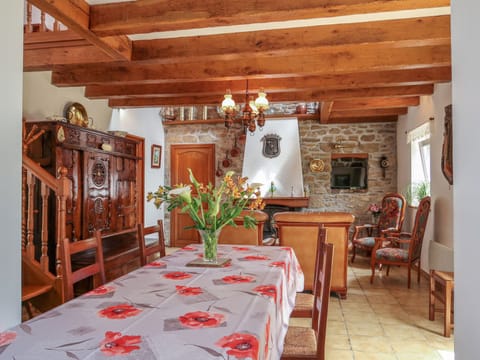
[441,104,453,185]
[151,144,162,168]
[261,134,281,158]
[310,159,325,172]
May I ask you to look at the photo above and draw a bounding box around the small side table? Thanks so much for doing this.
[429,270,454,337]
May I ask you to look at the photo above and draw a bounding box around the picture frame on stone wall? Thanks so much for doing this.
[151,144,161,168]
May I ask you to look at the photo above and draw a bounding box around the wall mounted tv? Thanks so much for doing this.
[330,154,368,190]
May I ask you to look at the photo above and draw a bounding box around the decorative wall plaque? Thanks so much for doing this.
[261,134,282,158]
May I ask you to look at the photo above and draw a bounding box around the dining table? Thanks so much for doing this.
[0,244,304,359]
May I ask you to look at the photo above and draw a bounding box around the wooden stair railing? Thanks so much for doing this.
[24,1,64,33]
[21,155,71,314]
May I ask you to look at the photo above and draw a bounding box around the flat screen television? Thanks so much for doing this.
[331,156,368,189]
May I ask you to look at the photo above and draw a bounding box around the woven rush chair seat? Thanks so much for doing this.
[282,327,317,357]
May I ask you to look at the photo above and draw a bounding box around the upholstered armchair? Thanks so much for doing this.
[351,193,406,263]
[370,196,431,288]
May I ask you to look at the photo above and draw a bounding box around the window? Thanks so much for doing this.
[408,122,431,206]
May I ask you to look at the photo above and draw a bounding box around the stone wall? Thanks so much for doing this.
[164,120,397,227]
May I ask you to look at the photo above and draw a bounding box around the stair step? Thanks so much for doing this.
[22,284,53,302]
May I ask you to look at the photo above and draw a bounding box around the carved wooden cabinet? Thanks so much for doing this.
[25,121,141,242]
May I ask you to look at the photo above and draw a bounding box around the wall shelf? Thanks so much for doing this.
[162,114,319,126]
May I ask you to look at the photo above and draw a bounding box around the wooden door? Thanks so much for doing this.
[170,144,215,247]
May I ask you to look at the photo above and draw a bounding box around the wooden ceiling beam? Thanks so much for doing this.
[89,0,450,36]
[328,115,399,124]
[84,68,448,98]
[85,84,433,101]
[100,86,431,107]
[132,16,450,62]
[330,107,409,118]
[332,96,420,110]
[24,45,113,71]
[28,0,132,61]
[52,44,450,86]
[320,102,334,124]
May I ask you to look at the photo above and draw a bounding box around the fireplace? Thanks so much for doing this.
[261,197,309,239]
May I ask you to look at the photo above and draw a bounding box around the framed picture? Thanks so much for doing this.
[151,144,162,168]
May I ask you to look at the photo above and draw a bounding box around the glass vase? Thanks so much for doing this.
[198,228,221,263]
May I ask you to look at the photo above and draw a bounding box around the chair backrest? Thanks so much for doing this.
[409,196,431,261]
[312,242,334,360]
[61,231,106,302]
[312,228,327,297]
[218,210,268,246]
[137,220,166,266]
[377,192,407,232]
[273,212,324,291]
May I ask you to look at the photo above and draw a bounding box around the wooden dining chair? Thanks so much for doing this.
[291,227,327,318]
[281,242,334,360]
[370,196,431,288]
[61,231,106,302]
[218,210,268,246]
[137,220,166,266]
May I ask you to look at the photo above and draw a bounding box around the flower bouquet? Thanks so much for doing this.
[147,169,264,263]
[367,203,382,223]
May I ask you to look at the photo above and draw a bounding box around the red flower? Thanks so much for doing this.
[233,246,250,251]
[98,304,142,319]
[0,331,16,347]
[264,316,271,358]
[176,285,203,296]
[99,331,141,356]
[178,311,225,329]
[243,255,270,261]
[84,285,115,296]
[145,260,167,268]
[163,271,192,280]
[253,285,277,303]
[222,274,255,284]
[270,261,286,272]
[216,333,259,360]
[182,246,196,251]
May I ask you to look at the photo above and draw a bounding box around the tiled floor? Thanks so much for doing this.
[290,255,455,360]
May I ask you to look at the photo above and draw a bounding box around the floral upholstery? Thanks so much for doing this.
[370,196,431,288]
[375,248,409,262]
[377,197,403,230]
[351,193,406,263]
[355,237,376,248]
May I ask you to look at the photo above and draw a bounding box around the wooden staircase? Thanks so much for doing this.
[21,124,71,317]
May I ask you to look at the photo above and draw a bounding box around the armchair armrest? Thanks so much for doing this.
[353,224,379,239]
[381,228,400,237]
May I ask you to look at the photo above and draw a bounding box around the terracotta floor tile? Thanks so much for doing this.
[287,255,454,358]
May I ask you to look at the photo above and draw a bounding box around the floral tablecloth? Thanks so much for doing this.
[0,244,304,359]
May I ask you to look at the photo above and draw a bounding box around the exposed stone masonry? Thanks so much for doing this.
[164,120,397,230]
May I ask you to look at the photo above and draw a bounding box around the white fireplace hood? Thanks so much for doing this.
[242,118,304,197]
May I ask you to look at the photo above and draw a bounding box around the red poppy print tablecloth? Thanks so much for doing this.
[0,244,304,360]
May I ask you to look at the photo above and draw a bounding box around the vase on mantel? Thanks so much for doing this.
[198,228,221,263]
[371,214,380,224]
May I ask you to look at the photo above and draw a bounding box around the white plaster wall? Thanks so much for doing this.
[1,0,23,329]
[242,118,304,197]
[23,71,112,130]
[109,109,165,227]
[451,2,480,357]
[396,83,452,273]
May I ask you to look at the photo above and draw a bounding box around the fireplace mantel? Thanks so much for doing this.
[262,197,309,208]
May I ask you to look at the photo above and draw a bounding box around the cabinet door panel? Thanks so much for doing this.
[84,153,111,236]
